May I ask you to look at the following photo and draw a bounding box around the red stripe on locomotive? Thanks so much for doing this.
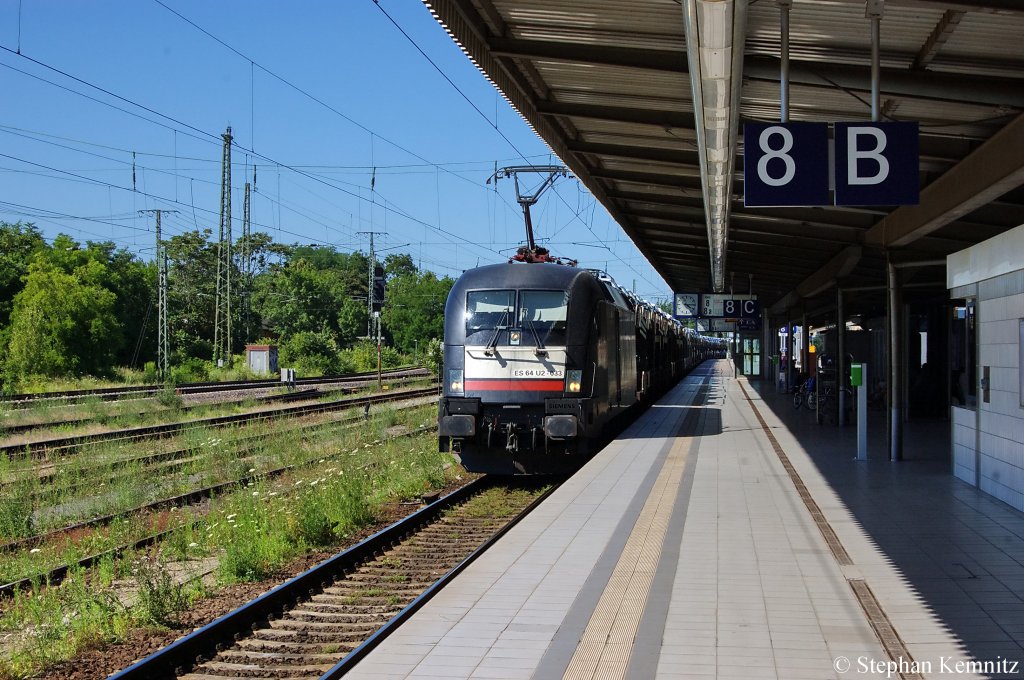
[464,379,564,392]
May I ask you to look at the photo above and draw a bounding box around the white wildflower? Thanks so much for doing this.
[252,491,259,496]
[226,514,237,520]
[188,542,198,548]
[29,548,41,554]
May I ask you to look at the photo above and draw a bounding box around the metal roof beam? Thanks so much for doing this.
[913,10,966,70]
[488,37,683,71]
[893,0,1024,14]
[535,100,696,130]
[483,38,1024,107]
[864,113,1024,248]
[590,167,706,190]
[745,55,1024,108]
[768,246,864,314]
[566,140,699,165]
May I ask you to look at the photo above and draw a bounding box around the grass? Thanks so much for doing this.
[0,376,425,443]
[0,397,449,678]
[0,402,436,584]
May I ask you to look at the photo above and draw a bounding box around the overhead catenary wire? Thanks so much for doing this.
[0,46,508,266]
[370,0,665,292]
[149,0,526,228]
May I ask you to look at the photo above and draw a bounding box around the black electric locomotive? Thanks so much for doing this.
[438,262,724,474]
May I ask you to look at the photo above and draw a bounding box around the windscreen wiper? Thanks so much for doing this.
[527,320,548,357]
[484,309,509,356]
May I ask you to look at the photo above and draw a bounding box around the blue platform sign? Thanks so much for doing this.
[834,122,919,206]
[743,122,829,207]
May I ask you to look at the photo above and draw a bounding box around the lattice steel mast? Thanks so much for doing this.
[140,209,177,379]
[213,127,233,365]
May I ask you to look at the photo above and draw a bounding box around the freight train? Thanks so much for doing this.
[438,262,725,474]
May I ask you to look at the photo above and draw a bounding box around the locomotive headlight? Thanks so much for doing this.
[565,369,583,393]
[448,369,464,395]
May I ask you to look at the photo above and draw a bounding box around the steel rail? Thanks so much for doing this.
[0,424,440,595]
[0,385,437,459]
[109,476,555,679]
[0,368,429,406]
[0,387,322,437]
[3,393,422,495]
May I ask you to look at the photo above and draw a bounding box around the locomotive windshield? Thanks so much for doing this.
[519,290,568,346]
[465,290,515,345]
[464,288,568,347]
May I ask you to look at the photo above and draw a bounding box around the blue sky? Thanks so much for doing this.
[0,1,671,301]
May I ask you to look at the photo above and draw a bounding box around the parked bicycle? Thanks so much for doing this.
[793,375,816,410]
[817,383,854,423]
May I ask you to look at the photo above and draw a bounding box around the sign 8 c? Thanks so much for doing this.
[724,299,761,318]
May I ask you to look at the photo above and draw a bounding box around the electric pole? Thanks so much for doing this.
[140,209,178,380]
[241,179,252,344]
[213,126,233,366]
[357,231,386,338]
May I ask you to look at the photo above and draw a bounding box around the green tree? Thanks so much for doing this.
[0,221,47,330]
[165,230,219,361]
[383,253,417,280]
[382,270,453,354]
[251,246,369,345]
[40,235,155,367]
[4,261,121,378]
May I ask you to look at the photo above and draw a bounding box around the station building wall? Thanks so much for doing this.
[948,224,1024,512]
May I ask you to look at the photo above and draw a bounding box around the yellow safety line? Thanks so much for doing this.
[561,427,694,680]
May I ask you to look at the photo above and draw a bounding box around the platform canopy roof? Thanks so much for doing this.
[425,0,1024,310]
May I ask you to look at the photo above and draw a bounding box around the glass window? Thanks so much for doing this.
[950,299,976,410]
[1019,319,1023,408]
[465,290,514,345]
[519,290,569,347]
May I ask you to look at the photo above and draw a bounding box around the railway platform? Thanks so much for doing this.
[344,359,1024,680]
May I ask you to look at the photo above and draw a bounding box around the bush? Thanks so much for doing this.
[141,362,160,384]
[341,341,402,373]
[424,338,443,375]
[132,556,190,627]
[169,357,210,384]
[279,330,342,377]
[289,474,374,547]
[0,476,35,540]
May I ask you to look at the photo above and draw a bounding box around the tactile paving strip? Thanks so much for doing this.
[560,381,709,680]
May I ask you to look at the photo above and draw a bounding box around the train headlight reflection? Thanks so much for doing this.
[566,369,582,393]
[448,369,464,395]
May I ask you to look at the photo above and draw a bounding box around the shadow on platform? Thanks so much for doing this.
[747,378,1024,673]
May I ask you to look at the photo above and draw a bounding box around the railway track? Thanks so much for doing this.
[111,478,554,680]
[1,385,437,459]
[0,386,322,437]
[5,395,418,499]
[0,368,429,407]
[0,422,439,597]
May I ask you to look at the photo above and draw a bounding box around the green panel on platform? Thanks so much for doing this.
[850,363,863,387]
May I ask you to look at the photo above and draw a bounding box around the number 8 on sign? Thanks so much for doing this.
[743,122,829,207]
[757,126,796,187]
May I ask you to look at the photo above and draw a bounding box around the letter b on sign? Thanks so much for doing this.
[835,122,918,205]
[744,122,829,207]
